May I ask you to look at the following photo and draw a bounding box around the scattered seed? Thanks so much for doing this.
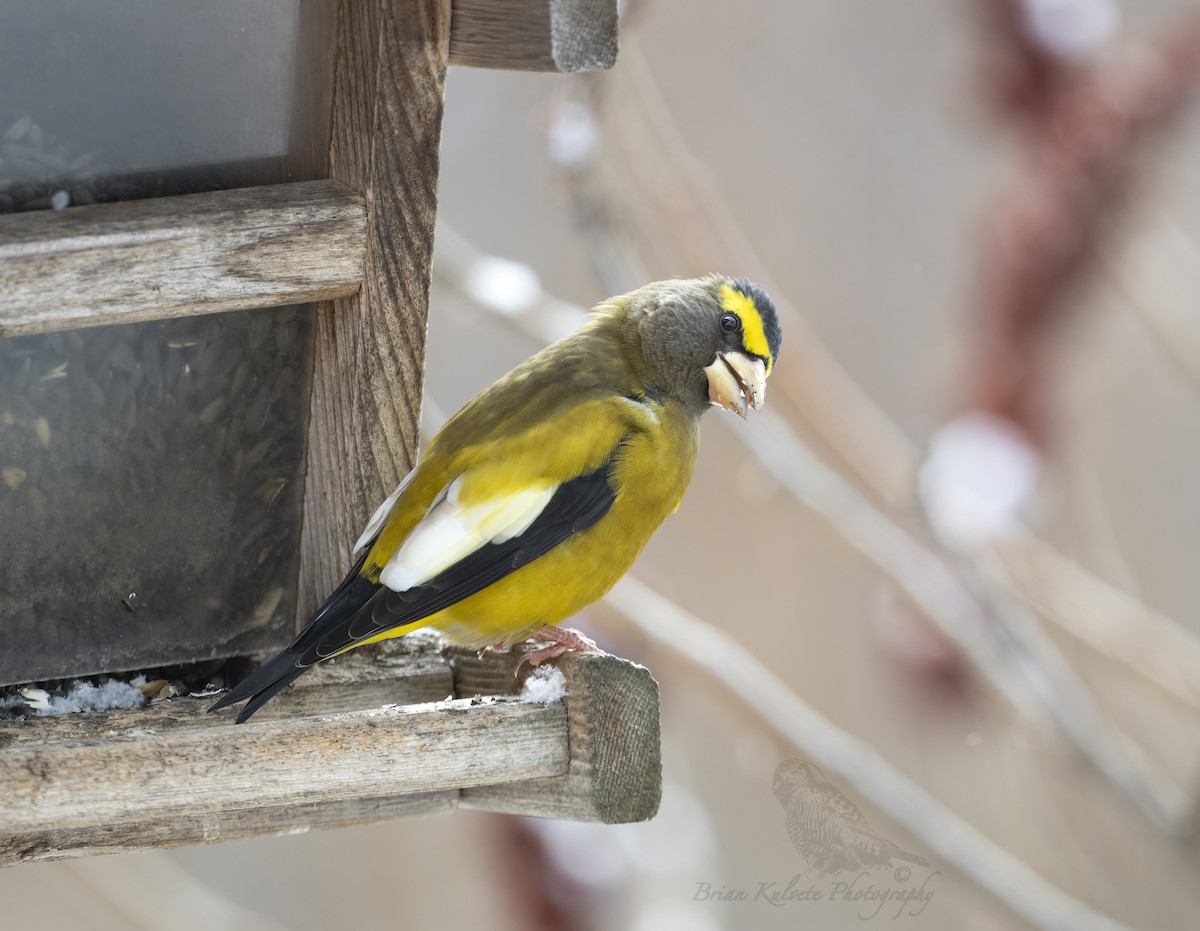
[18,195,53,211]
[82,376,105,407]
[3,115,32,142]
[109,340,137,373]
[250,587,285,627]
[257,477,288,508]
[144,426,167,455]
[244,436,274,467]
[243,384,271,433]
[198,395,225,425]
[138,679,169,698]
[119,397,137,432]
[39,361,68,381]
[0,302,314,679]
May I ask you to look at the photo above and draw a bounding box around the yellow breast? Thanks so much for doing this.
[410,398,698,649]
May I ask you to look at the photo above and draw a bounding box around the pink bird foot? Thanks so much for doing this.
[517,626,603,669]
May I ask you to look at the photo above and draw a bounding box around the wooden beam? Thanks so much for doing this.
[0,697,567,864]
[0,637,519,866]
[451,646,662,824]
[298,0,451,620]
[449,0,618,72]
[0,637,662,864]
[7,792,460,866]
[0,180,366,339]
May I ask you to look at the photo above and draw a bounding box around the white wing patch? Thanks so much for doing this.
[378,476,557,593]
[352,469,417,556]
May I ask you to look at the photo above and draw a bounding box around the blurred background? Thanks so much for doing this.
[7,0,1200,928]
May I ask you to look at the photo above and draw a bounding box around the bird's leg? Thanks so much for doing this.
[517,626,603,669]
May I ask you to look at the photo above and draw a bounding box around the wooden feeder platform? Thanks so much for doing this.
[0,639,661,866]
[0,0,650,867]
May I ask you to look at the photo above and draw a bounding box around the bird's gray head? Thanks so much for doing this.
[613,276,782,417]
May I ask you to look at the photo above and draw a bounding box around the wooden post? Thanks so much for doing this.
[449,0,619,72]
[1,699,566,865]
[299,0,452,620]
[450,646,663,823]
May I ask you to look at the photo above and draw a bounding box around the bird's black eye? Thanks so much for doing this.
[720,313,740,333]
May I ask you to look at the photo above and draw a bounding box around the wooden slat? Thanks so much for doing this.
[0,639,662,864]
[298,0,451,620]
[5,792,460,866]
[0,636,454,751]
[0,639,459,865]
[0,697,567,854]
[449,0,618,72]
[249,630,454,721]
[451,647,663,824]
[0,180,366,339]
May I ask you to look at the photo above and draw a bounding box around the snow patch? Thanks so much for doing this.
[520,665,567,705]
[28,679,147,716]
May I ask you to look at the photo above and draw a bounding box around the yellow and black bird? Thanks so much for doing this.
[211,276,781,722]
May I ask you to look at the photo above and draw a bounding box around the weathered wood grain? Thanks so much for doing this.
[8,699,564,830]
[449,0,618,72]
[0,696,566,855]
[250,630,454,721]
[0,636,453,751]
[451,646,662,824]
[298,0,451,621]
[0,638,457,866]
[5,791,458,866]
[0,180,366,338]
[0,638,662,864]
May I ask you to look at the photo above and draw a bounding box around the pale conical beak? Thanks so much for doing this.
[703,351,768,419]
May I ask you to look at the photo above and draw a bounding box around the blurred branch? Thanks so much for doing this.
[965,0,1200,713]
[966,0,1200,442]
[1110,218,1200,394]
[600,575,1137,931]
[747,410,1192,833]
[993,531,1200,713]
[954,6,1200,729]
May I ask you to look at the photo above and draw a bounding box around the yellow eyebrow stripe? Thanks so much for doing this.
[720,283,773,372]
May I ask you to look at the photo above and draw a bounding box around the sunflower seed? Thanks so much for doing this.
[3,116,32,142]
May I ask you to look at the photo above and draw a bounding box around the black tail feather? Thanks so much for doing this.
[208,650,304,719]
[232,660,307,723]
[208,549,381,722]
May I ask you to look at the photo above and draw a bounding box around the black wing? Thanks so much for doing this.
[211,450,620,722]
[302,451,620,663]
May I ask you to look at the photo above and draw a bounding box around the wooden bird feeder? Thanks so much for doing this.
[0,0,658,867]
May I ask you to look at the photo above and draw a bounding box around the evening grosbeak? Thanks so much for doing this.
[211,275,782,722]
